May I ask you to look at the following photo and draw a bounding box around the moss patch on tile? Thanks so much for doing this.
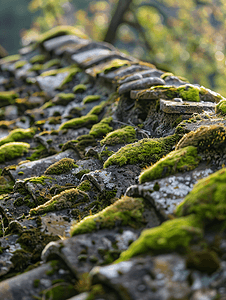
[34,25,88,46]
[53,93,75,105]
[83,95,101,104]
[43,58,61,69]
[104,133,180,168]
[176,124,226,152]
[62,135,97,158]
[101,59,131,74]
[0,91,19,107]
[177,85,200,102]
[160,72,174,80]
[216,100,226,115]
[14,60,27,69]
[116,214,203,262]
[30,188,89,215]
[139,146,201,183]
[0,54,20,65]
[0,142,30,163]
[59,114,98,130]
[29,54,47,64]
[100,126,136,146]
[45,158,78,175]
[70,196,145,236]
[73,84,87,93]
[0,128,36,146]
[89,117,113,138]
[175,168,226,222]
[89,101,106,115]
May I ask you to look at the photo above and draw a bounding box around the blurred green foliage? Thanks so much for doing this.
[2,0,226,97]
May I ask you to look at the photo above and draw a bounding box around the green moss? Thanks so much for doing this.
[90,117,113,138]
[28,175,53,185]
[43,58,61,69]
[0,176,14,195]
[139,146,201,183]
[0,128,36,146]
[160,72,174,79]
[43,283,76,300]
[62,135,97,158]
[104,133,180,168]
[177,85,200,102]
[100,126,136,146]
[0,142,30,163]
[76,169,90,180]
[30,188,89,215]
[100,59,131,74]
[34,25,88,46]
[175,168,226,222]
[216,100,226,115]
[73,84,87,93]
[0,54,20,64]
[89,101,106,115]
[116,214,203,262]
[28,63,44,72]
[45,158,78,175]
[176,124,226,152]
[57,68,81,90]
[0,91,19,107]
[53,93,75,105]
[70,196,145,236]
[83,95,101,104]
[30,54,47,64]
[77,180,92,192]
[59,114,98,130]
[14,60,27,69]
[41,65,80,77]
[41,101,55,110]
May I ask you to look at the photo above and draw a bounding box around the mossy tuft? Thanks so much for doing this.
[175,168,226,222]
[177,84,200,102]
[176,124,226,152]
[45,158,78,175]
[116,214,203,262]
[100,126,136,146]
[0,142,30,163]
[30,188,89,215]
[59,114,98,130]
[70,196,145,236]
[89,117,113,138]
[104,133,180,168]
[83,95,101,104]
[216,100,226,115]
[139,146,201,183]
[0,91,19,108]
[73,84,87,93]
[0,128,36,146]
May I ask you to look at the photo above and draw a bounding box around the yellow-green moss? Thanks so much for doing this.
[176,124,226,151]
[29,54,47,64]
[89,117,113,138]
[77,180,92,192]
[14,60,27,69]
[73,84,87,93]
[104,134,180,168]
[34,25,88,46]
[177,85,200,102]
[100,59,131,74]
[88,101,106,115]
[42,283,76,300]
[160,72,174,79]
[40,65,80,77]
[116,214,203,262]
[175,168,226,222]
[100,126,136,146]
[139,146,201,183]
[30,188,89,215]
[83,95,101,104]
[44,158,78,175]
[216,100,226,115]
[57,68,80,90]
[70,196,145,236]
[28,175,53,185]
[54,93,75,105]
[0,142,30,163]
[0,128,36,146]
[0,91,19,107]
[43,58,61,69]
[59,114,98,130]
[0,54,20,65]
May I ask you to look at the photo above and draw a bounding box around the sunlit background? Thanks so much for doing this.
[0,0,225,96]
